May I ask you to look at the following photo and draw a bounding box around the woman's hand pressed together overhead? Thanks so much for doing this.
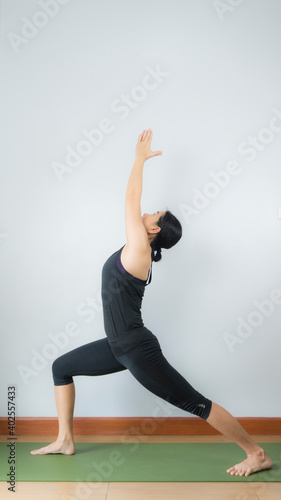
[135,129,162,163]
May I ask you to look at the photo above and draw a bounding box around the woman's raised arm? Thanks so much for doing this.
[124,129,162,250]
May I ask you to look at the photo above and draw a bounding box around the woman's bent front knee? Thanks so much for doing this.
[52,356,73,386]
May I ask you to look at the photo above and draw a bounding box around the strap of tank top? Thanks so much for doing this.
[146,263,152,285]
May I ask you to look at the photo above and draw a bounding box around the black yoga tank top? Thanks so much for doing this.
[101,245,152,343]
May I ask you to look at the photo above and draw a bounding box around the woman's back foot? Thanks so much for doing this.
[226,449,272,477]
[30,438,76,455]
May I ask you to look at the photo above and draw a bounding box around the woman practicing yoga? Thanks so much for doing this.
[31,129,272,477]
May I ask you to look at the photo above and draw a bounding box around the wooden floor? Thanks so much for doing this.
[0,435,280,499]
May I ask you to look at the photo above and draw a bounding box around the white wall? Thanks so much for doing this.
[1,0,281,419]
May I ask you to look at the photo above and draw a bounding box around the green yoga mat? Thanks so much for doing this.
[1,442,280,482]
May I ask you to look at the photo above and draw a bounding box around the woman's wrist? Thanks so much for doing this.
[134,155,146,165]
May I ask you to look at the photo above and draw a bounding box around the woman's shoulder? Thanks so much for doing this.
[120,243,152,281]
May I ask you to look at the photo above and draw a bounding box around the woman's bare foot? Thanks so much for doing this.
[30,438,76,455]
[227,448,272,477]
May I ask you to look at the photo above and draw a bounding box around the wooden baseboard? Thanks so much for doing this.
[0,417,280,436]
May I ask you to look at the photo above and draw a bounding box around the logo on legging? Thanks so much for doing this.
[197,404,206,408]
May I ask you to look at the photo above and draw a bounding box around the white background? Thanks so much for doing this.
[0,0,280,418]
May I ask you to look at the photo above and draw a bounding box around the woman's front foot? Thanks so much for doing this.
[30,438,76,455]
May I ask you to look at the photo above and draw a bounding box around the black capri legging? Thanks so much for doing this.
[52,327,212,420]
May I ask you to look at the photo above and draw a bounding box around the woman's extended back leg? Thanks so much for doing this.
[114,329,212,420]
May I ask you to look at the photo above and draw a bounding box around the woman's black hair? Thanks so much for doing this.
[150,210,182,262]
